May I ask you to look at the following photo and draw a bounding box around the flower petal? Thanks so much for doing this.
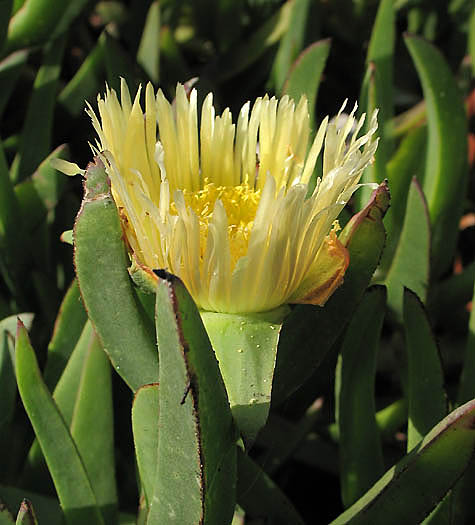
[289,231,349,306]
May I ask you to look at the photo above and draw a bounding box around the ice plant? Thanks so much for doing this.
[61,80,379,442]
[79,80,378,315]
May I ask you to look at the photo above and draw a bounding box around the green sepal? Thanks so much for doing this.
[201,305,290,445]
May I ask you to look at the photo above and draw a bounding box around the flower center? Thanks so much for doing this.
[174,181,261,268]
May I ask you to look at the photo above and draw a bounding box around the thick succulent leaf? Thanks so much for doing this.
[376,398,407,441]
[74,158,158,391]
[0,499,14,524]
[0,142,28,303]
[356,0,395,209]
[15,500,37,525]
[470,7,475,75]
[201,306,289,445]
[0,313,33,457]
[0,0,12,51]
[429,260,475,323]
[43,279,87,389]
[0,329,15,435]
[191,0,243,52]
[335,286,386,508]
[5,0,89,52]
[237,449,305,525]
[458,278,475,406]
[23,321,93,490]
[405,34,468,277]
[330,399,475,525]
[15,145,70,273]
[214,0,293,82]
[282,39,330,128]
[380,125,427,273]
[132,384,159,506]
[271,0,310,93]
[255,406,327,476]
[150,272,236,525]
[385,178,430,322]
[0,487,61,525]
[69,331,117,525]
[137,2,160,83]
[404,290,450,524]
[403,289,447,451]
[0,313,34,343]
[15,321,104,525]
[102,32,140,93]
[11,36,66,183]
[273,182,389,405]
[58,42,105,117]
[0,50,28,119]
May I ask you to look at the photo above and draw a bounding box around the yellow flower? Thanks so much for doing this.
[86,81,378,314]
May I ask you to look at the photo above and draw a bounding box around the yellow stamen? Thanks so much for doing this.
[172,180,261,269]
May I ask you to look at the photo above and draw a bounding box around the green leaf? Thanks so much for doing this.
[137,1,160,84]
[74,158,158,391]
[335,286,386,508]
[0,313,34,340]
[237,449,305,525]
[254,406,325,476]
[0,313,33,447]
[214,0,294,82]
[43,279,87,390]
[11,35,66,183]
[15,500,38,525]
[15,144,69,247]
[0,498,14,524]
[376,398,408,441]
[201,306,289,445]
[15,321,104,525]
[0,0,13,51]
[271,0,310,93]
[4,0,89,52]
[58,43,105,117]
[385,178,430,322]
[132,384,159,506]
[23,321,94,490]
[403,289,447,451]
[0,141,29,303]
[0,50,28,119]
[69,331,117,525]
[52,321,94,424]
[101,32,140,93]
[446,265,475,525]
[0,486,62,525]
[405,34,468,277]
[330,399,475,525]
[150,272,237,525]
[429,260,475,324]
[458,276,475,406]
[380,125,427,273]
[273,182,389,405]
[356,0,395,209]
[0,329,16,433]
[282,39,330,128]
[468,6,475,76]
